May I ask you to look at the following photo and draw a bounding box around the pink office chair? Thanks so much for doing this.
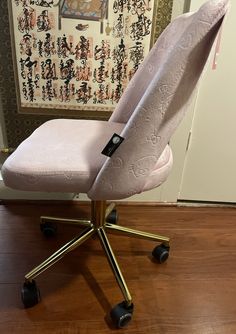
[2,0,229,328]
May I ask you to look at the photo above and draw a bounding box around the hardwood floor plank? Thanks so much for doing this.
[0,202,236,333]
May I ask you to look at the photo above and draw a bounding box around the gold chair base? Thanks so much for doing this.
[25,200,170,307]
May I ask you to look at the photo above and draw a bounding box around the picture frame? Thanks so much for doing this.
[8,0,172,118]
[59,0,109,29]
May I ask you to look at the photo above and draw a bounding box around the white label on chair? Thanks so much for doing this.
[101,133,124,157]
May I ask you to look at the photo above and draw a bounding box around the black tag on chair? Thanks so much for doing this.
[101,133,124,157]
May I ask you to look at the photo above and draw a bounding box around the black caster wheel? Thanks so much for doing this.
[110,301,134,328]
[21,280,41,308]
[106,209,118,225]
[40,221,57,237]
[152,243,170,263]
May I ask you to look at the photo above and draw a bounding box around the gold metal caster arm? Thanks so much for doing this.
[25,227,95,282]
[40,216,92,227]
[105,223,170,247]
[97,227,132,307]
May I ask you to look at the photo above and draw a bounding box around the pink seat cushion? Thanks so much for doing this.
[2,119,173,195]
[2,119,126,193]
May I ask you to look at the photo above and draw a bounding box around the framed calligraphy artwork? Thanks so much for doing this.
[9,0,168,117]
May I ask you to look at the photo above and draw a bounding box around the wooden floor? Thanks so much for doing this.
[0,202,236,333]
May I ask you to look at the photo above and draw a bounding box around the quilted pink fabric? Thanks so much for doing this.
[88,0,229,200]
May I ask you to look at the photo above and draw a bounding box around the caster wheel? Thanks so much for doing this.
[106,209,118,225]
[21,280,41,308]
[40,221,57,237]
[152,243,170,263]
[110,301,134,328]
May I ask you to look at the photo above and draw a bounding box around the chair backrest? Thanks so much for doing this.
[88,0,229,200]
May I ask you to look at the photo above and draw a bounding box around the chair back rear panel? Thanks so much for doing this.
[109,12,193,125]
[88,0,229,200]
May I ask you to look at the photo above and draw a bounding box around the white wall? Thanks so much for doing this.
[172,0,188,18]
[178,0,236,203]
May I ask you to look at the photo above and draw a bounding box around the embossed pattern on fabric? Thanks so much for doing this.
[2,119,125,193]
[88,0,229,200]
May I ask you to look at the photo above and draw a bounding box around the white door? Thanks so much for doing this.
[179,0,236,203]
